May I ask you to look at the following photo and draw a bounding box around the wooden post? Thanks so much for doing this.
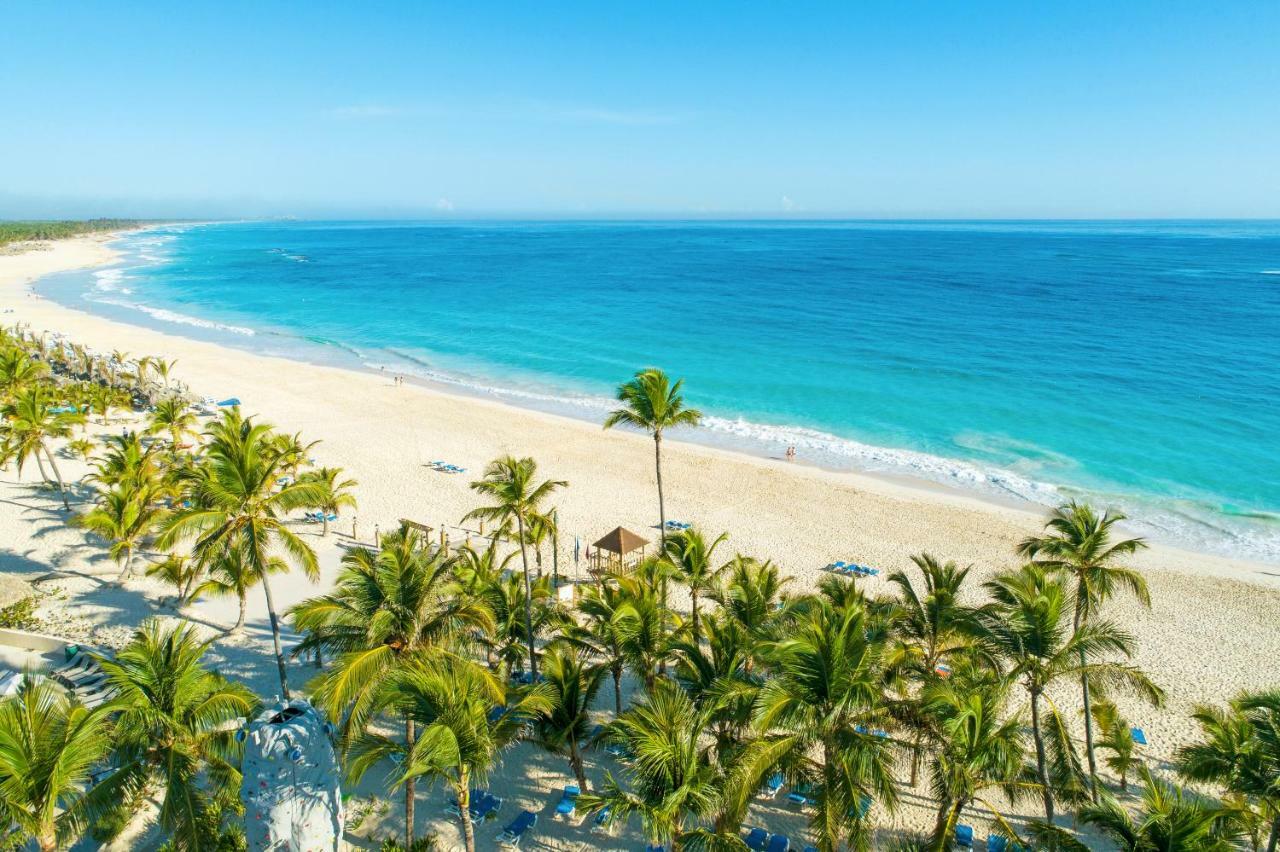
[551,509,560,589]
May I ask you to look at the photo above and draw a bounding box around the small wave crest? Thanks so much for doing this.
[89,296,256,336]
[92,268,128,292]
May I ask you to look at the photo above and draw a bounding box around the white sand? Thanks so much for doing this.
[1,233,1277,850]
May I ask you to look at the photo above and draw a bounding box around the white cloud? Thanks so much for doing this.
[435,197,455,212]
[781,196,801,212]
[552,106,684,126]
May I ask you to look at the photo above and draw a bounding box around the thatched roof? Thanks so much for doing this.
[592,526,650,555]
[0,574,35,609]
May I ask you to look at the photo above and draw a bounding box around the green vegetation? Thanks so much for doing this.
[0,219,140,248]
[0,339,1275,852]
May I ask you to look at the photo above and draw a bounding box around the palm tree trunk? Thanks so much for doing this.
[516,514,537,678]
[41,445,71,510]
[232,591,247,633]
[458,777,476,852]
[1074,594,1100,802]
[37,828,56,852]
[322,513,329,537]
[1266,814,1280,852]
[118,544,135,583]
[405,716,416,849]
[910,732,922,786]
[260,573,291,699]
[654,432,666,546]
[1030,687,1055,824]
[612,665,623,716]
[691,590,700,645]
[569,732,589,792]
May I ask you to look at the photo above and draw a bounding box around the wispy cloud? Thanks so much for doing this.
[322,100,687,127]
[435,197,455,212]
[547,105,685,126]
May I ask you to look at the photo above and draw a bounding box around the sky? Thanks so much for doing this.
[1,2,1278,219]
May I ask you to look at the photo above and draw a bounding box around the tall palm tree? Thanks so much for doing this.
[1177,689,1280,852]
[0,677,113,852]
[534,646,606,791]
[603,368,702,548]
[754,599,899,852]
[662,528,727,644]
[615,570,677,692]
[157,409,323,698]
[193,545,285,633]
[348,656,550,852]
[464,455,566,678]
[94,621,258,852]
[298,465,358,536]
[147,397,198,447]
[72,478,167,582]
[980,564,1164,824]
[152,356,178,391]
[289,529,494,849]
[1077,765,1245,851]
[0,385,76,509]
[1019,500,1150,801]
[581,679,727,851]
[884,554,984,785]
[568,580,634,716]
[709,555,792,668]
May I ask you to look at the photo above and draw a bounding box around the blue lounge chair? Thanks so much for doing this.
[487,705,508,723]
[592,806,614,835]
[1131,727,1148,745]
[787,784,818,807]
[828,561,846,571]
[744,828,769,851]
[445,788,484,816]
[767,835,790,852]
[645,845,665,852]
[955,823,974,848]
[498,810,537,847]
[986,836,1007,852]
[555,784,580,819]
[475,792,502,821]
[216,398,240,407]
[762,772,784,798]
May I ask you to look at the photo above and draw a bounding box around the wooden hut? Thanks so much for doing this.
[590,526,650,576]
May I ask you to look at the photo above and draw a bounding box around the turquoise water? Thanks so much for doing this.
[38,221,1280,561]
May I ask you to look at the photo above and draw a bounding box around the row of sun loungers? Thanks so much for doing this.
[745,826,791,852]
[446,788,504,822]
[53,652,119,708]
[825,560,880,577]
[956,824,1024,850]
[302,511,339,523]
[428,460,467,474]
[663,520,692,531]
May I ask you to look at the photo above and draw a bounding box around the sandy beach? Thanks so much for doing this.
[1,232,1278,850]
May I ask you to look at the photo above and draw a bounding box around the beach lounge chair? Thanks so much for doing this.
[762,772,784,798]
[1131,727,1148,745]
[827,561,846,572]
[592,806,615,835]
[498,810,537,847]
[935,664,953,677]
[787,784,818,807]
[986,836,1009,852]
[645,845,665,852]
[744,828,769,851]
[767,835,790,852]
[216,398,240,407]
[554,784,580,819]
[81,687,119,709]
[955,823,974,848]
[476,792,502,821]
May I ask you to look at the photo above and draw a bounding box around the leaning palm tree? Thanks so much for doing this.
[603,368,702,548]
[348,656,550,852]
[567,580,634,716]
[980,564,1164,825]
[1177,689,1280,852]
[1019,500,1150,801]
[1077,765,1245,851]
[93,621,258,852]
[147,397,198,447]
[152,357,178,391]
[463,455,566,678]
[193,545,285,633]
[0,385,77,509]
[754,599,900,852]
[0,677,113,852]
[662,527,727,644]
[289,529,494,850]
[297,465,358,536]
[156,408,324,698]
[72,477,167,583]
[534,646,606,792]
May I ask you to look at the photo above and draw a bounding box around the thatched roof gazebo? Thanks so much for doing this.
[590,526,650,576]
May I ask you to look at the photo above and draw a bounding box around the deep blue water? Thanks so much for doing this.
[39,220,1280,560]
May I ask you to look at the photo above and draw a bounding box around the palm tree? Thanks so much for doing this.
[72,478,167,583]
[662,528,727,644]
[884,554,984,785]
[603,368,702,549]
[348,656,550,852]
[463,455,566,678]
[534,646,606,791]
[298,465,358,536]
[271,430,320,480]
[194,545,284,633]
[152,357,178,391]
[1177,689,1280,852]
[568,580,634,716]
[289,529,494,849]
[1091,699,1139,791]
[709,555,792,667]
[68,437,95,462]
[581,679,727,851]
[615,570,677,693]
[147,397,198,447]
[671,616,759,754]
[754,599,899,852]
[0,348,47,398]
[94,621,258,852]
[107,349,129,386]
[157,408,323,698]
[1019,500,1150,801]
[0,385,76,509]
[0,677,113,852]
[1077,765,1245,851]
[145,553,206,610]
[980,564,1164,824]
[919,674,1034,852]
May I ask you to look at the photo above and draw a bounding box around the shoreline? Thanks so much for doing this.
[4,231,1278,586]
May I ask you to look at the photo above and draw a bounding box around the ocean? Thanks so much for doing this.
[36,220,1280,562]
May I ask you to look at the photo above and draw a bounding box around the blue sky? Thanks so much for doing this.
[1,2,1277,218]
